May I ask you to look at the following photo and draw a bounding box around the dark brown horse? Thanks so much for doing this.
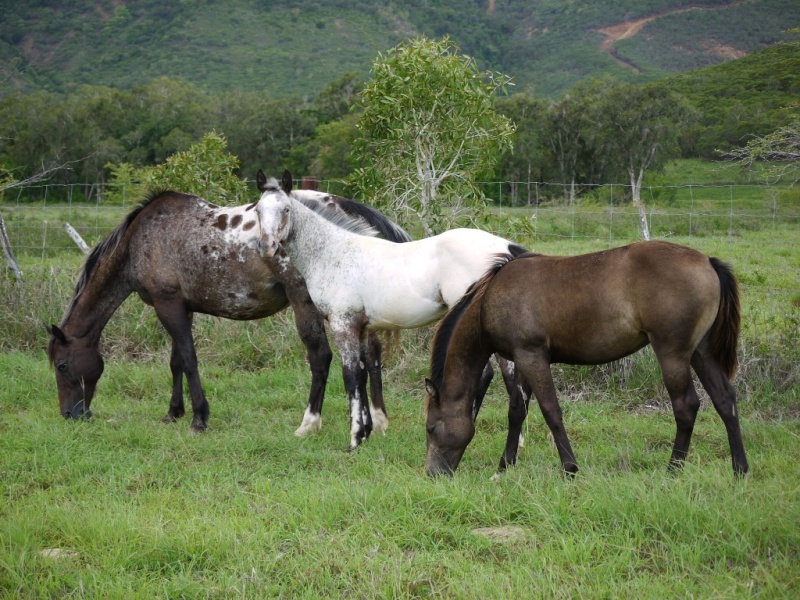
[425,241,749,478]
[47,186,410,434]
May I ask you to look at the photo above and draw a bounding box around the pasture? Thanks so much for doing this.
[1,172,799,598]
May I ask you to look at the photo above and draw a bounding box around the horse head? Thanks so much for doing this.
[46,325,104,420]
[255,169,294,257]
[424,378,475,477]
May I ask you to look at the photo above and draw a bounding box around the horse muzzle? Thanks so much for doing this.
[257,237,280,258]
[62,399,92,420]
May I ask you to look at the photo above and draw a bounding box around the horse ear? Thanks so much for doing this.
[256,169,267,192]
[47,324,68,344]
[424,378,440,406]
[281,170,293,195]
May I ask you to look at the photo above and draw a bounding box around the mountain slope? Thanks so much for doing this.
[1,0,798,98]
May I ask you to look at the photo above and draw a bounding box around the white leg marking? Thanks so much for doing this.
[370,406,389,434]
[350,390,362,450]
[295,407,322,437]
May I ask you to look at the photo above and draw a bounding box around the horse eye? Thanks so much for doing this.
[57,363,67,372]
[426,424,436,435]
[283,206,290,214]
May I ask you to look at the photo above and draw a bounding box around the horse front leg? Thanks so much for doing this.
[516,350,578,475]
[365,332,388,433]
[268,255,334,437]
[473,361,494,422]
[498,375,532,472]
[288,293,333,437]
[153,299,209,432]
[331,324,372,451]
[162,338,187,423]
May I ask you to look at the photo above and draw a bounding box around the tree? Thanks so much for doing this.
[541,87,592,205]
[718,121,800,185]
[352,36,515,236]
[140,131,248,204]
[596,80,698,240]
[495,93,550,205]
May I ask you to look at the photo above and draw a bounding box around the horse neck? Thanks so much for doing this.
[61,250,133,345]
[283,199,351,276]
[440,301,494,416]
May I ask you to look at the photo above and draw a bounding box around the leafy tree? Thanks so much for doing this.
[540,84,596,204]
[312,72,364,125]
[595,80,698,239]
[308,113,360,187]
[495,93,551,205]
[140,131,248,204]
[352,36,515,235]
[213,91,316,181]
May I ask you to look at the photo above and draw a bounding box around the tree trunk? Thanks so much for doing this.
[629,167,650,241]
[0,211,23,280]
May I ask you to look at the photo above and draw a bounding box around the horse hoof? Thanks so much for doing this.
[370,408,389,434]
[190,421,208,433]
[161,415,178,424]
[295,411,322,437]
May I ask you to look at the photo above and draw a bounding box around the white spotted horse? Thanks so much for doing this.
[255,170,527,450]
[47,185,410,435]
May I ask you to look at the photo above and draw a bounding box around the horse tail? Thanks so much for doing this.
[708,257,741,380]
[429,251,521,391]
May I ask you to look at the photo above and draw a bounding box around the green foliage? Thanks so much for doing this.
[353,36,515,235]
[668,42,800,157]
[140,132,248,204]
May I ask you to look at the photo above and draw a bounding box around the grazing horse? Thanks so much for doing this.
[425,242,749,478]
[46,187,410,434]
[255,170,527,450]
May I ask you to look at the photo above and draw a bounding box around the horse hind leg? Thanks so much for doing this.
[153,301,209,432]
[691,350,749,477]
[365,332,388,434]
[654,350,701,473]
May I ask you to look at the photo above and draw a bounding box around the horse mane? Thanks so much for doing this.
[327,197,412,243]
[58,190,181,328]
[293,195,380,238]
[428,249,533,397]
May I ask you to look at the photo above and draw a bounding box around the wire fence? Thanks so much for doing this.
[2,180,798,254]
[1,181,798,396]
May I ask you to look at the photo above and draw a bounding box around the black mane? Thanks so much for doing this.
[428,247,531,391]
[60,190,188,326]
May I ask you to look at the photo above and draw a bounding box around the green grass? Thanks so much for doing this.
[1,350,798,598]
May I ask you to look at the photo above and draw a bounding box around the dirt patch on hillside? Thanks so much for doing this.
[597,1,749,70]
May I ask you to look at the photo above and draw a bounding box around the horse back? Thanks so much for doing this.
[481,241,723,365]
[126,193,289,319]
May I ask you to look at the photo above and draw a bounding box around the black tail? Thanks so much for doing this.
[709,257,741,379]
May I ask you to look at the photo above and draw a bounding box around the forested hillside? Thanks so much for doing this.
[1,0,799,99]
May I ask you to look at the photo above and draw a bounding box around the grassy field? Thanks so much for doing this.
[1,168,799,598]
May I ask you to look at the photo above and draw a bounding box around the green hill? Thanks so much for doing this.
[1,0,799,99]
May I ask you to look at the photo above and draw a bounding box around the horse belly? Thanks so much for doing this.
[366,296,446,330]
[547,326,649,365]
